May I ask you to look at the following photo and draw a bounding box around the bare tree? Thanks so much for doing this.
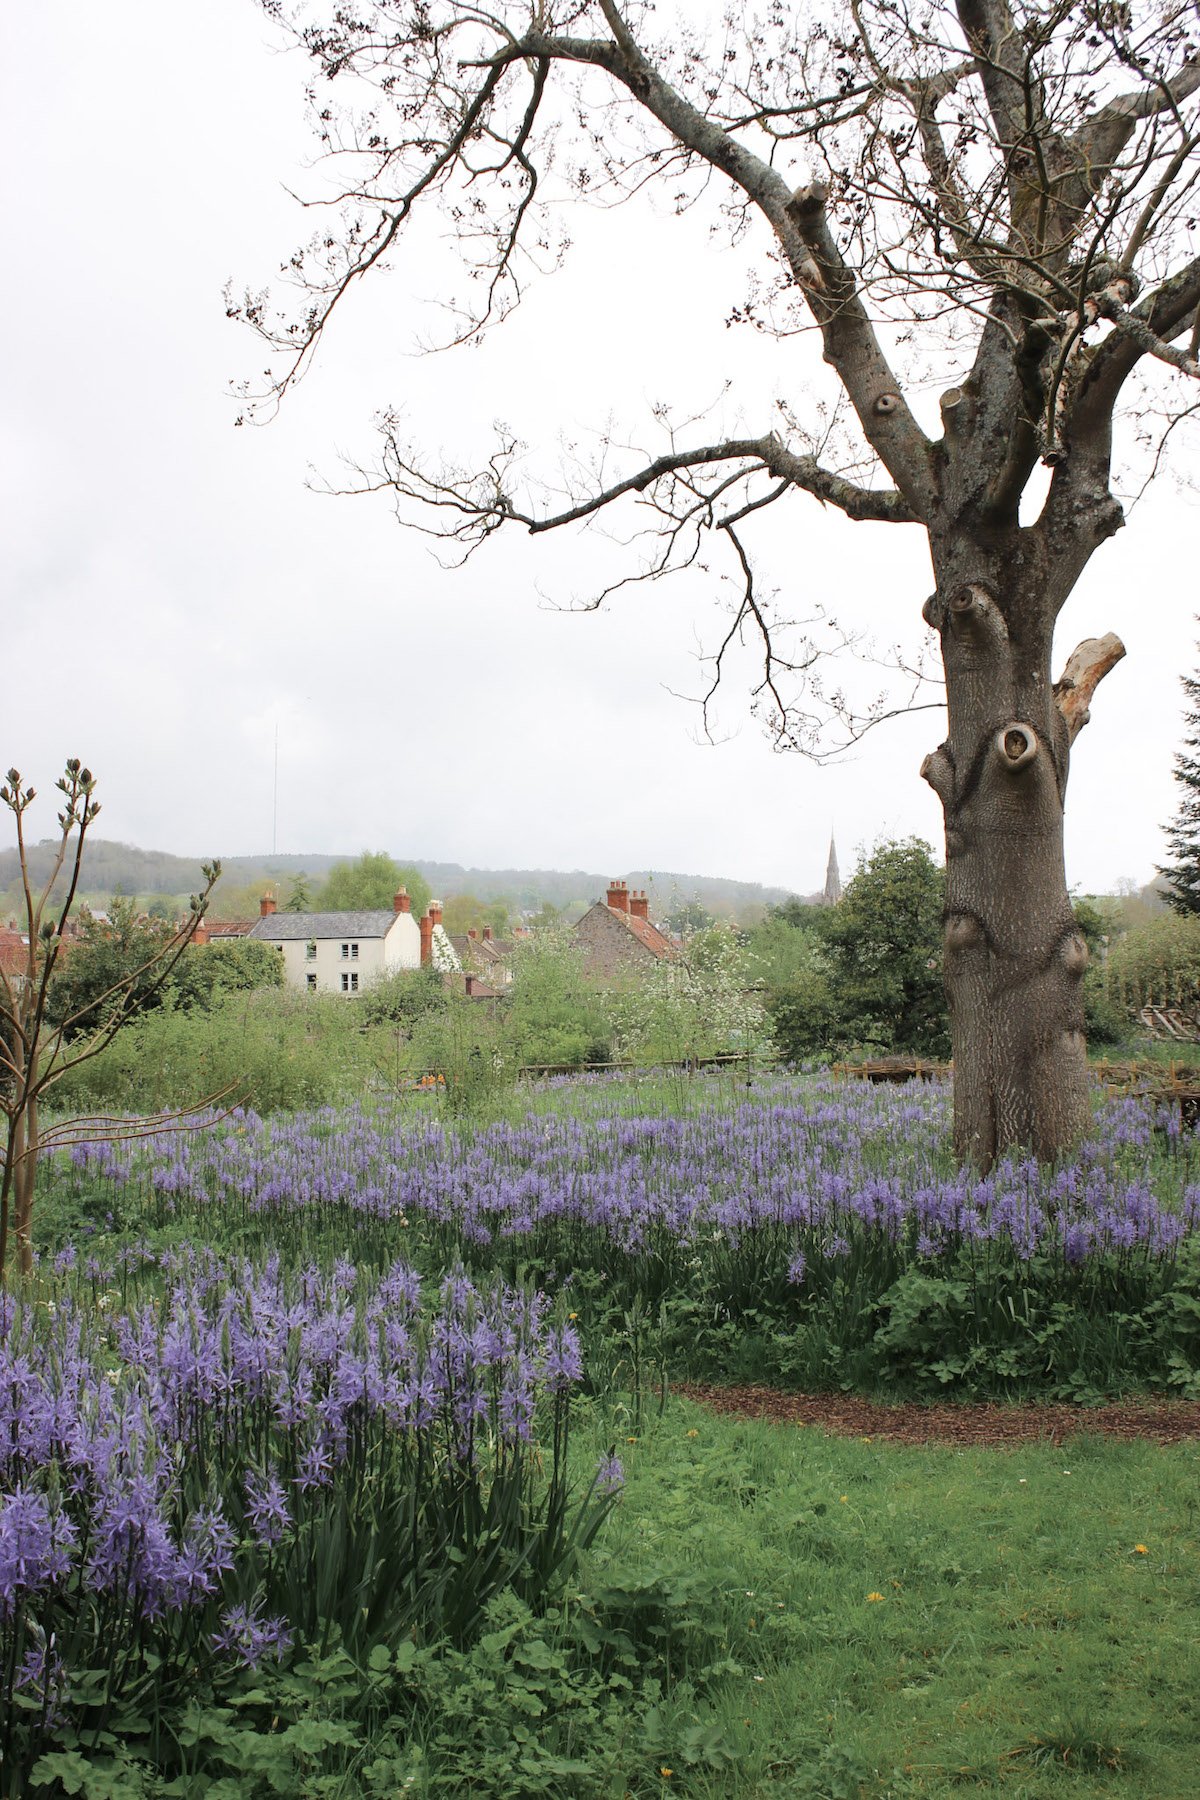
[0,763,221,1282]
[234,0,1200,1165]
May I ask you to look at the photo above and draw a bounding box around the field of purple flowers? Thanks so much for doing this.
[48,1069,1200,1398]
[6,1069,1200,1794]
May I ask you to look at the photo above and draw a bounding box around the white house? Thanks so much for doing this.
[247,889,423,995]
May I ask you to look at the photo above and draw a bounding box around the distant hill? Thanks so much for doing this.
[0,840,798,923]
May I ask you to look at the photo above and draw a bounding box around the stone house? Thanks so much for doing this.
[573,880,678,979]
[447,925,512,988]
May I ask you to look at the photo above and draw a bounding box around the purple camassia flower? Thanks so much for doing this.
[87,1471,179,1620]
[15,1639,69,1727]
[786,1252,807,1287]
[213,1600,293,1669]
[499,1361,537,1444]
[295,1435,334,1492]
[173,1502,236,1603]
[1062,1219,1095,1265]
[0,1485,78,1618]
[595,1454,624,1496]
[543,1324,583,1392]
[244,1467,290,1549]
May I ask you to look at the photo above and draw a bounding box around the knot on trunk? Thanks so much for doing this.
[945,912,984,952]
[786,181,828,219]
[920,745,955,806]
[1060,932,1089,975]
[995,722,1038,771]
[939,581,1007,647]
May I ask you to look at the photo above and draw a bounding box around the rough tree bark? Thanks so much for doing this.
[238,0,1200,1166]
[922,566,1124,1164]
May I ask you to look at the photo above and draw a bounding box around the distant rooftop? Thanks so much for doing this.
[248,911,400,941]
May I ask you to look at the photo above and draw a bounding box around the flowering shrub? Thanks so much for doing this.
[0,1256,607,1787]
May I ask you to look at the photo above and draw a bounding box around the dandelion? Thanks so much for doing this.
[1134,1543,1149,1555]
[686,1428,698,1439]
[866,1591,885,1603]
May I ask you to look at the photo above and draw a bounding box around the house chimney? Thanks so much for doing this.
[465,973,475,998]
[468,927,477,939]
[606,879,629,913]
[393,887,411,913]
[630,890,649,920]
[259,892,277,917]
[429,900,443,928]
[482,926,493,941]
[191,919,210,946]
[419,912,433,966]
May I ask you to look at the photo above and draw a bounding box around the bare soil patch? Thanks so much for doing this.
[675,1382,1200,1447]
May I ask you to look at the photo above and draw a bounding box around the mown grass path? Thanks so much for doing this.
[603,1400,1200,1797]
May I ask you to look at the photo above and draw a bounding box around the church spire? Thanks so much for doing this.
[823,834,842,905]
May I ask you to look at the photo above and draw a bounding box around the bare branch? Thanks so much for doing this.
[1053,632,1127,742]
[1095,287,1200,379]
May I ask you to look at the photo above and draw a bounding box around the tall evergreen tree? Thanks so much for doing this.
[1160,659,1200,916]
[283,871,312,913]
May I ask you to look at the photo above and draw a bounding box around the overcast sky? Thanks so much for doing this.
[3,2,1196,899]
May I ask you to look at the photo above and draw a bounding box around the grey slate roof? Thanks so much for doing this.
[247,911,398,942]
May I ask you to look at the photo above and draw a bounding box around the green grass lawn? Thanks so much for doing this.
[586,1398,1200,1798]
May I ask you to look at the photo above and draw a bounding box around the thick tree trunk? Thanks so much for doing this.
[922,564,1095,1168]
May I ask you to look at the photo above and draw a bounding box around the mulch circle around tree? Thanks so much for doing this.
[674,1382,1200,1448]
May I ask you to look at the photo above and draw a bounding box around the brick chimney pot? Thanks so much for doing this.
[259,894,277,917]
[419,914,433,967]
[606,880,629,914]
[394,887,411,913]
